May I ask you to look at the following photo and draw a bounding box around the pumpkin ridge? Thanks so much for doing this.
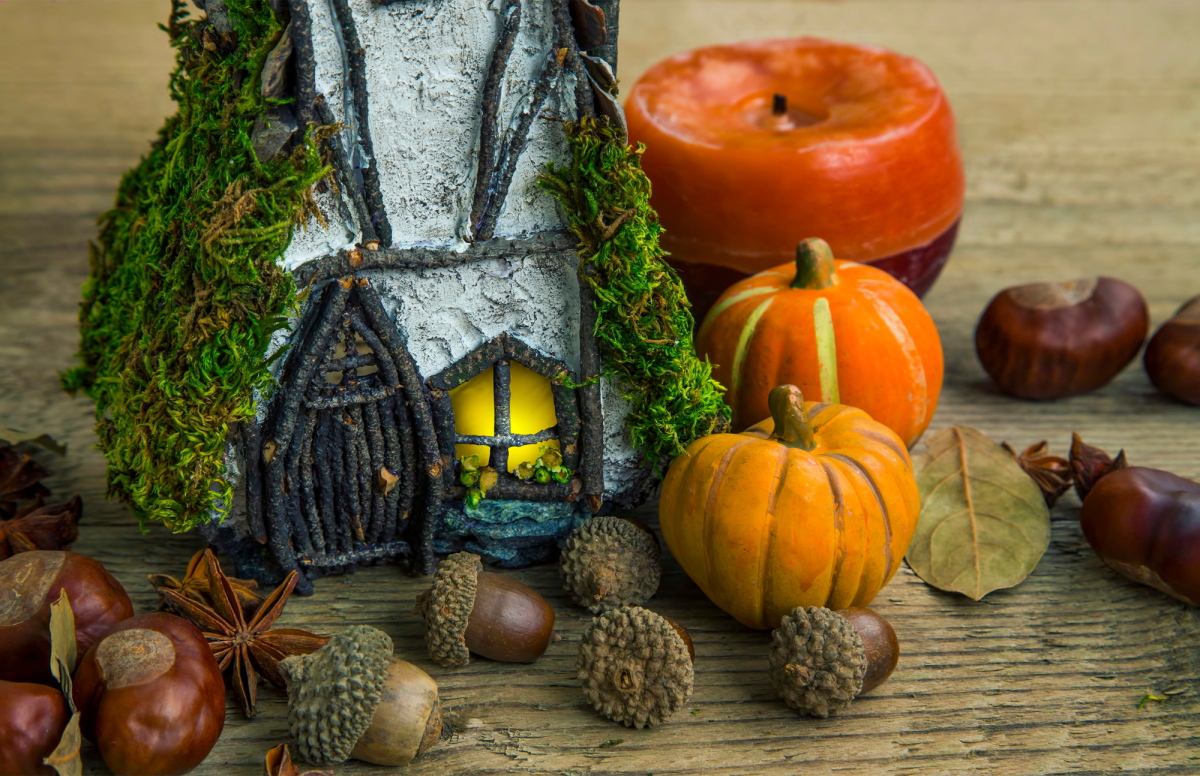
[702,437,758,597]
[817,459,848,608]
[756,445,791,628]
[850,428,910,467]
[857,286,928,438]
[823,452,895,584]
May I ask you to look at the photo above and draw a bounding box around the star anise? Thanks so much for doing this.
[0,495,82,561]
[151,548,264,616]
[1002,440,1072,507]
[1069,432,1128,501]
[158,550,329,718]
[264,743,333,776]
[0,446,52,519]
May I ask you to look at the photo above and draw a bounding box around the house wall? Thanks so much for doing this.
[231,0,651,534]
[289,0,573,256]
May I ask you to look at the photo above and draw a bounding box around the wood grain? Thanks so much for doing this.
[1,1,1198,774]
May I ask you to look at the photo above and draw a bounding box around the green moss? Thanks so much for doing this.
[539,117,730,467]
[61,0,332,532]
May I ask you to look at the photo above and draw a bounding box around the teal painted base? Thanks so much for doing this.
[433,499,590,567]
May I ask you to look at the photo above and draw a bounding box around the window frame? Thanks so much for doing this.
[427,334,583,503]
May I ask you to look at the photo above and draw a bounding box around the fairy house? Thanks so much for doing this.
[66,0,726,593]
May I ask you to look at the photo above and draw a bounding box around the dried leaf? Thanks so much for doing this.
[49,589,77,707]
[264,742,334,776]
[1,495,83,558]
[0,426,67,456]
[906,426,1051,600]
[43,711,82,776]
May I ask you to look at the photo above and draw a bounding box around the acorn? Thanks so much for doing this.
[0,550,133,686]
[281,625,442,767]
[975,277,1148,400]
[576,605,694,728]
[769,606,900,718]
[1144,295,1200,406]
[415,551,556,667]
[0,680,70,776]
[560,516,663,613]
[73,612,226,776]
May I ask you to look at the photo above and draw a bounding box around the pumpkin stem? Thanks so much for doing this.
[791,238,839,290]
[769,385,817,451]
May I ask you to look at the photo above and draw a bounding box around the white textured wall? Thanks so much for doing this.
[365,258,581,378]
[255,0,649,506]
[305,0,574,247]
[280,187,360,270]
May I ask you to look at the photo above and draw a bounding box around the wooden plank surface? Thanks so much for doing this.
[1,1,1199,774]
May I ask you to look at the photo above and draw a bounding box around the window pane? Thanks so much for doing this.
[508,362,558,471]
[450,365,494,466]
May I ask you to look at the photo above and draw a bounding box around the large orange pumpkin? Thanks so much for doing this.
[697,238,943,447]
[659,385,920,630]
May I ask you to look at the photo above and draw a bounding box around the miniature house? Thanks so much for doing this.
[198,0,649,590]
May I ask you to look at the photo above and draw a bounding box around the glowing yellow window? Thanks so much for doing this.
[449,361,560,472]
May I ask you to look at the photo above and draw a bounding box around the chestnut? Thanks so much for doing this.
[416,552,556,667]
[769,606,900,717]
[1144,295,1200,406]
[975,277,1148,400]
[0,550,133,686]
[73,612,226,776]
[1080,466,1200,606]
[0,680,70,775]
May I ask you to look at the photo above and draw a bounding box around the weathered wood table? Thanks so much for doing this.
[2,1,1198,773]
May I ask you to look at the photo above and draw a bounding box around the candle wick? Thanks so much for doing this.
[772,94,787,116]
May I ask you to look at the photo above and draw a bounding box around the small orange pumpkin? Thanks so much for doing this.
[697,238,943,447]
[659,385,920,630]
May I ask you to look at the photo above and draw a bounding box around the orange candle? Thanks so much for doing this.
[627,38,964,317]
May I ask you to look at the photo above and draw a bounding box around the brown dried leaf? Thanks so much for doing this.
[43,712,82,776]
[264,742,333,776]
[907,426,1051,600]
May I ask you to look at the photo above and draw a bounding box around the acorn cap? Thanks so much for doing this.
[280,624,393,764]
[768,606,866,718]
[414,551,481,667]
[560,516,663,613]
[576,605,693,729]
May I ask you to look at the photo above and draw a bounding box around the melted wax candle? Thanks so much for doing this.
[627,38,965,319]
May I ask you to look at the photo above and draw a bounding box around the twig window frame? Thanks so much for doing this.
[428,334,584,504]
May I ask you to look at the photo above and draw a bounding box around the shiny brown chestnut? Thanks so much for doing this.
[838,607,900,694]
[975,277,1148,400]
[0,550,133,686]
[1080,467,1200,606]
[1144,295,1200,406]
[73,612,226,776]
[0,680,70,775]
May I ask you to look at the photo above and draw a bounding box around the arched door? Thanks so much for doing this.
[252,276,440,590]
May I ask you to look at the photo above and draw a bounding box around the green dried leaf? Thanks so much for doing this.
[49,589,77,709]
[905,426,1050,600]
[43,711,82,776]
